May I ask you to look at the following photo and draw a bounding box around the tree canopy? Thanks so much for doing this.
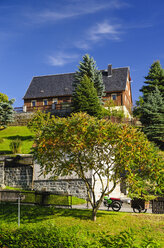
[72,75,102,116]
[0,92,9,103]
[0,96,14,130]
[140,61,164,98]
[73,54,105,100]
[140,87,164,150]
[32,112,163,221]
[134,61,164,150]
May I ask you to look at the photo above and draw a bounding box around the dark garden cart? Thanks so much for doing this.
[131,198,149,213]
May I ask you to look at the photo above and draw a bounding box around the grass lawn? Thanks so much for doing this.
[0,204,163,247]
[0,126,34,154]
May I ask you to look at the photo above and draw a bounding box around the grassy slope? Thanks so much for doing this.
[0,126,34,154]
[0,205,163,246]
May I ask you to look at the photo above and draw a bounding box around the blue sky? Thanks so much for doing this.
[0,0,164,107]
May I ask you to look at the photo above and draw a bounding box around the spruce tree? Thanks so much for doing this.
[140,61,164,98]
[72,75,101,117]
[0,98,14,130]
[140,87,164,150]
[73,54,105,100]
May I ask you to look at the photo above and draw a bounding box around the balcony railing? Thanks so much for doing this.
[25,103,72,117]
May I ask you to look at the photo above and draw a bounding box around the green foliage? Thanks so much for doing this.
[27,110,51,134]
[0,223,162,248]
[33,112,163,220]
[0,126,34,155]
[0,98,15,129]
[103,99,125,119]
[9,138,22,154]
[72,75,102,116]
[140,87,164,150]
[133,96,144,118]
[74,54,105,100]
[0,92,9,103]
[99,230,161,248]
[140,61,164,98]
[134,61,164,150]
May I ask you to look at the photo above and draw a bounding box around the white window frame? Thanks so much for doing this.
[43,99,48,106]
[111,94,117,101]
[31,100,36,107]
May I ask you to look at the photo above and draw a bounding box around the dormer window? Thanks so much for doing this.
[43,99,48,106]
[111,94,117,100]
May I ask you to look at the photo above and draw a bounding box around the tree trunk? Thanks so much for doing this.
[92,207,97,221]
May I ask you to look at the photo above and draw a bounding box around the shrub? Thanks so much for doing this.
[0,226,161,248]
[9,138,22,154]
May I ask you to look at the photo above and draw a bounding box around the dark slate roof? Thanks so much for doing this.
[23,67,129,99]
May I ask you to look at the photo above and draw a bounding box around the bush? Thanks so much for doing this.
[0,226,161,248]
[9,138,22,154]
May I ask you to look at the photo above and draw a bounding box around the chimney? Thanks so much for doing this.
[108,64,112,76]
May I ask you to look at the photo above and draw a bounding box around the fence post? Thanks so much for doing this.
[18,194,21,227]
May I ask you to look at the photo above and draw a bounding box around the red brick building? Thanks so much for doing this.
[23,64,133,117]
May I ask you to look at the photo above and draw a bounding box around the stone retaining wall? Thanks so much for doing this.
[9,112,33,126]
[34,179,91,199]
[0,157,5,186]
[0,155,33,189]
[0,155,90,199]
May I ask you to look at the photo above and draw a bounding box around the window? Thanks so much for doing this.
[52,98,58,104]
[43,99,48,106]
[111,94,117,100]
[31,100,36,107]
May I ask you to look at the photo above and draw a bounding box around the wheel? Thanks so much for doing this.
[133,207,147,213]
[133,207,141,213]
[112,202,121,212]
[141,209,147,213]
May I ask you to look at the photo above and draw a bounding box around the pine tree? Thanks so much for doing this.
[73,54,105,100]
[72,75,102,117]
[140,87,164,150]
[0,99,14,130]
[140,61,164,98]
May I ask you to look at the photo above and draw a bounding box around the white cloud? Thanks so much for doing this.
[48,52,79,66]
[74,21,121,50]
[89,21,121,41]
[27,0,126,23]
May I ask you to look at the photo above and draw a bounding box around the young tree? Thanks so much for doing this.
[33,112,163,221]
[140,87,164,150]
[0,92,9,103]
[72,75,102,116]
[0,97,14,130]
[140,61,164,98]
[73,54,105,100]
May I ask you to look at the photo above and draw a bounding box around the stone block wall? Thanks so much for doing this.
[0,157,5,186]
[34,178,91,199]
[4,164,33,189]
[0,155,91,199]
[0,155,33,189]
[9,112,33,126]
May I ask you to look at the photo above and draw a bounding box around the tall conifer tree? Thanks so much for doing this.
[72,75,101,117]
[140,87,164,150]
[73,54,105,100]
[140,61,164,98]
